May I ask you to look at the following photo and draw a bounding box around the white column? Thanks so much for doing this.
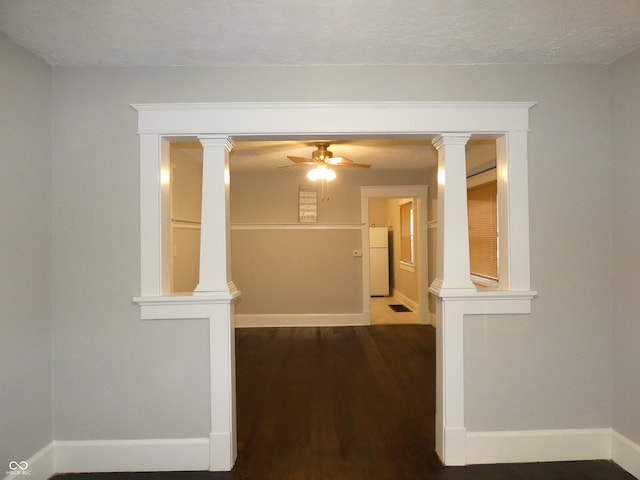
[430,133,474,466]
[194,136,239,470]
[430,134,476,294]
[194,136,238,297]
[496,132,531,291]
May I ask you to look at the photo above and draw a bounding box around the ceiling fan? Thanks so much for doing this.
[284,142,371,180]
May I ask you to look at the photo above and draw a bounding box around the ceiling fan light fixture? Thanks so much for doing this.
[307,165,336,181]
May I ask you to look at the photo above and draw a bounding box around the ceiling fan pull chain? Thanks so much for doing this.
[322,179,329,202]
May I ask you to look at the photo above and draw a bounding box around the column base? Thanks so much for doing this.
[429,277,477,297]
[193,281,240,299]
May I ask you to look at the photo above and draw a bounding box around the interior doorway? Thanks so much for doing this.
[134,101,535,469]
[361,185,430,326]
[368,196,422,325]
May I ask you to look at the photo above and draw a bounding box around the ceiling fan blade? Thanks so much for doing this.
[287,155,314,164]
[279,162,315,168]
[327,157,357,166]
[334,162,371,168]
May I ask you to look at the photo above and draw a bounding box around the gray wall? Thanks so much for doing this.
[0,34,53,467]
[48,63,618,441]
[610,47,640,446]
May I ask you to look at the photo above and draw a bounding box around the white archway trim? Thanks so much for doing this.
[131,101,537,470]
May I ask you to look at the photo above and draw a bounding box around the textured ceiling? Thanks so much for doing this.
[232,139,438,172]
[177,138,497,172]
[3,1,638,172]
[1,0,640,67]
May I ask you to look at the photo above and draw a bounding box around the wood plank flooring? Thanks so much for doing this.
[51,326,636,480]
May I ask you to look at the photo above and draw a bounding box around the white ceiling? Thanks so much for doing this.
[1,0,640,67]
[179,138,498,172]
[3,1,638,171]
[232,139,438,172]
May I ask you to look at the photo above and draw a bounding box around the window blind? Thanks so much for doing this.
[467,180,498,280]
[400,202,413,263]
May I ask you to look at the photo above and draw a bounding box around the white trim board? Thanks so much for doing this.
[612,430,640,479]
[466,428,612,465]
[392,291,420,319]
[234,313,368,328]
[8,430,640,476]
[467,427,640,478]
[53,438,209,473]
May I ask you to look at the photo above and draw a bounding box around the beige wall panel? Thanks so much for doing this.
[232,229,362,314]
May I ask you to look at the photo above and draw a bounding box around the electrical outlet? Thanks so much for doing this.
[352,250,362,257]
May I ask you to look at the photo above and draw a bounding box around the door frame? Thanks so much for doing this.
[361,185,430,324]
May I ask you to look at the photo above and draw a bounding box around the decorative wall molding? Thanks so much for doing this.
[132,101,536,137]
[235,313,368,328]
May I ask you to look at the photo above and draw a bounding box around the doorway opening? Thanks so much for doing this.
[133,101,536,469]
[368,196,423,325]
[361,185,430,326]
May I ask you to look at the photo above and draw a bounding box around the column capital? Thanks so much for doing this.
[432,134,471,150]
[198,136,235,152]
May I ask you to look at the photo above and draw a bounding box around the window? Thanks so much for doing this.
[467,175,498,283]
[400,201,414,265]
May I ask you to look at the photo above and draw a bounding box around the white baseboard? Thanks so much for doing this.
[612,430,640,479]
[209,432,235,472]
[4,442,54,480]
[54,438,210,473]
[466,428,612,465]
[392,291,419,314]
[7,430,640,477]
[235,312,368,328]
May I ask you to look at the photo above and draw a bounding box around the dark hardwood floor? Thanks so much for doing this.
[52,325,636,480]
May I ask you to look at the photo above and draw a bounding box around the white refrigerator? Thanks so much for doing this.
[369,227,390,296]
